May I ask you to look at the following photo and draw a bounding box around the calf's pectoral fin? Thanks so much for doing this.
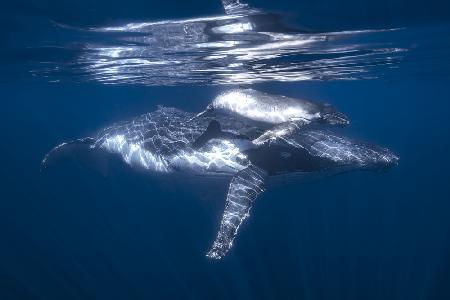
[206,164,267,259]
[252,119,309,146]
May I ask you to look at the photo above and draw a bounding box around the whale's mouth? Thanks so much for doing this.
[321,111,350,126]
[384,152,400,167]
[331,113,350,126]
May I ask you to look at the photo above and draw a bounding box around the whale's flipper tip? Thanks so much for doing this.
[206,248,226,260]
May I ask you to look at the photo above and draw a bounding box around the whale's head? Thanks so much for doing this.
[319,104,350,126]
[374,148,400,170]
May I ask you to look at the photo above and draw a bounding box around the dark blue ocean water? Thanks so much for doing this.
[1,1,450,299]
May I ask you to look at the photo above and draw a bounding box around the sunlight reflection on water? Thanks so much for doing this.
[32,11,406,86]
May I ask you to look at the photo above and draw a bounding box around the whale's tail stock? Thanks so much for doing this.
[41,138,110,176]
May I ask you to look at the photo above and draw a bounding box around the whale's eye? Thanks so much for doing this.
[280,152,291,159]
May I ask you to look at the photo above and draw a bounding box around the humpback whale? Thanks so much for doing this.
[43,103,398,259]
[197,88,349,127]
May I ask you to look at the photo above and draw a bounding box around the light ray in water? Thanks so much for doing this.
[32,11,406,86]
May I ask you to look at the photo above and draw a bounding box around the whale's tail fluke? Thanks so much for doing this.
[41,138,94,170]
[41,138,109,176]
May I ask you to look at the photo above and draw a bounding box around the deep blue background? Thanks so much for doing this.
[1,1,450,299]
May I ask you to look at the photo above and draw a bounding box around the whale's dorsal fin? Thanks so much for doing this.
[207,164,267,259]
[192,120,223,149]
[193,120,249,149]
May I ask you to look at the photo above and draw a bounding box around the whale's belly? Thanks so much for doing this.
[99,134,249,176]
[169,140,250,175]
[100,134,171,173]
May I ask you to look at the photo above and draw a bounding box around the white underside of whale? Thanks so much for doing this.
[101,135,250,175]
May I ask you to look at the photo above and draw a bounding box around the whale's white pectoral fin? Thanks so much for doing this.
[207,164,267,259]
[252,119,309,146]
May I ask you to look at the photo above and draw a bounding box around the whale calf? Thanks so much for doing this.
[43,105,398,259]
[197,88,349,129]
